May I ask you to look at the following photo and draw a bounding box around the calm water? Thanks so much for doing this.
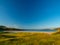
[4,29,57,32]
[21,29,57,32]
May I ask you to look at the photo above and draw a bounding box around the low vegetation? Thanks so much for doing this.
[0,26,60,45]
[0,31,60,45]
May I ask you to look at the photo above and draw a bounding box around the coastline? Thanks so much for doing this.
[4,31,55,34]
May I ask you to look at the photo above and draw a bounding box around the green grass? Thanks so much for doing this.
[0,32,60,45]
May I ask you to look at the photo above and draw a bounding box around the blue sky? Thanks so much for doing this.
[0,0,60,29]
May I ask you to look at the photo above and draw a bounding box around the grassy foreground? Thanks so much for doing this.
[0,32,60,45]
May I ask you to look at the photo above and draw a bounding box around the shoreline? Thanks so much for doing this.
[3,31,55,34]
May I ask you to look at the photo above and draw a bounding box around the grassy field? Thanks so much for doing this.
[0,32,60,45]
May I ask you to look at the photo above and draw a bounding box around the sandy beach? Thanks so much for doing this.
[4,31,54,35]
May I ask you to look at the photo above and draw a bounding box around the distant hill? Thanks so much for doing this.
[54,28,60,32]
[0,25,59,31]
[0,26,22,31]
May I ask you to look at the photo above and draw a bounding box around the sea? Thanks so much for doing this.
[3,29,57,32]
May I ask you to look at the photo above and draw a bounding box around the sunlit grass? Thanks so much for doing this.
[0,32,60,45]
